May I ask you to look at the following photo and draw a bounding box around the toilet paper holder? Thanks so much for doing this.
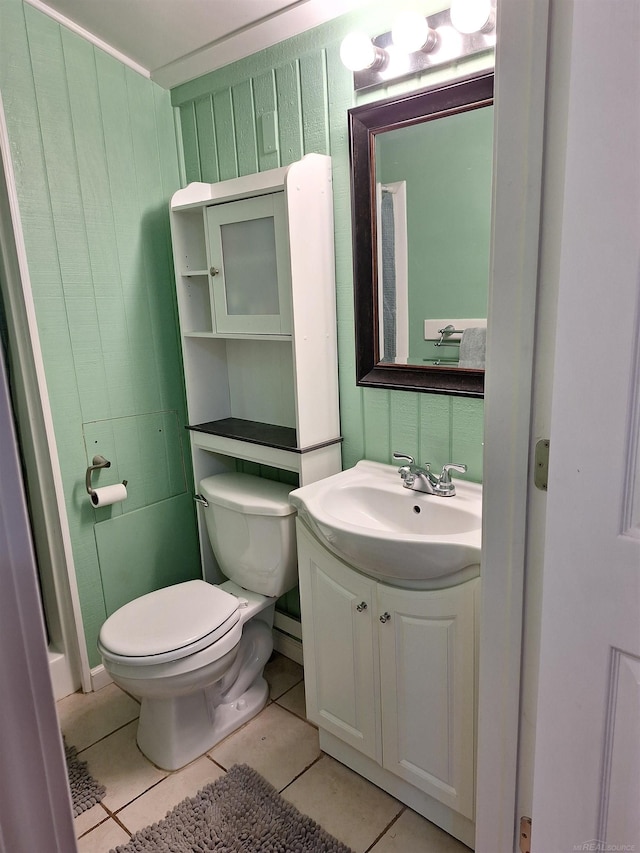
[85,455,127,498]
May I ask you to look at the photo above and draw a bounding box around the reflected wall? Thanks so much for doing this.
[376,105,493,365]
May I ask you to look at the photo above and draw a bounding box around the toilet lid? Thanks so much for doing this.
[98,580,240,660]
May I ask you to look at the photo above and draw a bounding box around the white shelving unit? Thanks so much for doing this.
[170,155,342,582]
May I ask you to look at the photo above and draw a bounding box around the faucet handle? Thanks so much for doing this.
[393,452,417,486]
[392,452,415,466]
[440,463,467,484]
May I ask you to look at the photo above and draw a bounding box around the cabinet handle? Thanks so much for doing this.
[209,266,220,276]
[379,612,391,623]
[356,601,367,612]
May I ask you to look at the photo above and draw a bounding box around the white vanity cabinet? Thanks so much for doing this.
[297,520,478,839]
[170,155,342,582]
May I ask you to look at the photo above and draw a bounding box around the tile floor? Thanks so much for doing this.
[57,654,470,853]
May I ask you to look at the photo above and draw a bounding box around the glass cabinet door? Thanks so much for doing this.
[206,193,292,335]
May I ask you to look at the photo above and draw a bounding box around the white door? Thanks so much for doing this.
[531,3,640,850]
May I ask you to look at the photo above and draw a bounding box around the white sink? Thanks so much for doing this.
[289,460,482,587]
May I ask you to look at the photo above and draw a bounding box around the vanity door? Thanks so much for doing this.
[206,193,292,335]
[296,522,381,762]
[377,579,478,820]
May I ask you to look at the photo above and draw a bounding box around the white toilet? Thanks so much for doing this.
[98,472,297,770]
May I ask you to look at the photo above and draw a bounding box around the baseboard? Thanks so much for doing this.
[273,629,303,665]
[48,649,79,700]
[90,664,112,692]
[273,611,302,641]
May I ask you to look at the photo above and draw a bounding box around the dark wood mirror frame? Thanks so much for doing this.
[348,72,494,396]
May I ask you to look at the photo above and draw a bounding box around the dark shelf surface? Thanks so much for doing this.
[187,418,342,454]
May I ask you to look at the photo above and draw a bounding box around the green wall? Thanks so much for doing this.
[0,0,200,668]
[172,0,486,482]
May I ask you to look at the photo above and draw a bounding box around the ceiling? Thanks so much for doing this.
[26,0,370,89]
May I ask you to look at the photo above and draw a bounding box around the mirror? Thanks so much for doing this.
[348,72,494,395]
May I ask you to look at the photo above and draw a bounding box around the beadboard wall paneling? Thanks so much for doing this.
[83,411,187,518]
[96,494,201,616]
[171,1,487,478]
[0,0,199,667]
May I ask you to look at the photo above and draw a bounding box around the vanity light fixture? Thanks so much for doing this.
[340,2,496,91]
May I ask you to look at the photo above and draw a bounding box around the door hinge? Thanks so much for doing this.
[520,816,532,853]
[534,439,550,491]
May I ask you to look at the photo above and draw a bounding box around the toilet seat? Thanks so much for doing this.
[98,580,240,666]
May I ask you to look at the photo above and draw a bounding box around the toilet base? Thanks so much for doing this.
[134,619,274,771]
[137,676,269,771]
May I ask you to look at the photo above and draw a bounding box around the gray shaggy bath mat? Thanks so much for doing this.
[64,738,105,816]
[109,763,354,853]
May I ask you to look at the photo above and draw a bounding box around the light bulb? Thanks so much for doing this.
[450,0,494,34]
[431,25,463,63]
[391,11,438,54]
[378,44,411,81]
[340,32,387,72]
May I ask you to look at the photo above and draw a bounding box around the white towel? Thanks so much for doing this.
[458,327,486,369]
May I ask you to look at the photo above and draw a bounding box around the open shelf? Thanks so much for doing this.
[187,418,343,454]
[179,275,212,334]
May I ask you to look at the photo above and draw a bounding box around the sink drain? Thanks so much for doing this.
[413,505,421,514]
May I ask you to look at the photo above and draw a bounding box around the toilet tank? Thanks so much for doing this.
[199,473,298,597]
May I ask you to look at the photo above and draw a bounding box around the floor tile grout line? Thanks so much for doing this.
[268,684,318,731]
[96,753,227,828]
[75,804,112,840]
[109,771,170,818]
[363,805,407,852]
[208,755,230,774]
[278,752,324,795]
[273,682,308,715]
[269,674,304,703]
[86,802,134,840]
[109,809,135,838]
[70,714,140,756]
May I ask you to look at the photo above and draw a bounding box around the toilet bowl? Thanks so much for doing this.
[98,473,297,770]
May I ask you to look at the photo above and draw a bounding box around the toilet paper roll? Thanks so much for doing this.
[90,483,127,507]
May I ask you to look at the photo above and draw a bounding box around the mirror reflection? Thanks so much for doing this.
[349,72,494,395]
[375,105,493,367]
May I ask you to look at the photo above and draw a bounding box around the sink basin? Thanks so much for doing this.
[289,460,482,587]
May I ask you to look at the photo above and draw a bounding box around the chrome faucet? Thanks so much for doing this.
[392,452,467,497]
